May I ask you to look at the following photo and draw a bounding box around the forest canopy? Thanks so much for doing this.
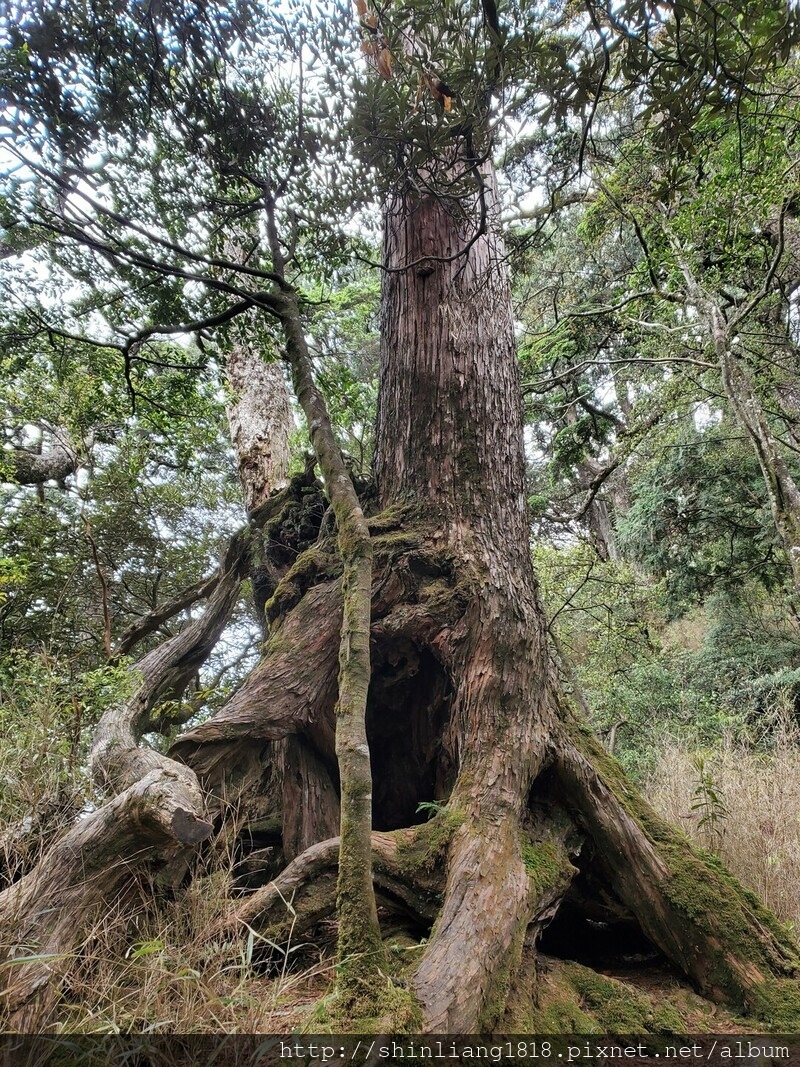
[2,0,800,1039]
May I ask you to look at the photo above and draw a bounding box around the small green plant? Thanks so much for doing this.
[689,755,729,841]
[415,800,447,820]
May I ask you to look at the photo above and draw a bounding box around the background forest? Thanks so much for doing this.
[2,0,800,1034]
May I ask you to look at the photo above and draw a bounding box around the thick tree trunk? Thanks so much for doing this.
[226,347,291,510]
[221,223,292,512]
[369,157,800,1030]
[373,164,560,1030]
[170,154,800,1035]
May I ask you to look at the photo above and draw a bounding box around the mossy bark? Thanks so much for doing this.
[262,195,387,998]
[554,728,800,1029]
[175,505,800,1033]
[171,152,800,1035]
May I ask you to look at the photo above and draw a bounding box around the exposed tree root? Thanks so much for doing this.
[224,830,442,945]
[8,501,800,1035]
[0,770,209,1028]
[167,519,800,1034]
[554,730,800,1028]
[171,575,342,778]
[505,954,747,1034]
[0,480,311,1028]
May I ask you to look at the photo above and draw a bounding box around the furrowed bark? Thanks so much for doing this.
[375,158,569,1030]
[280,736,341,861]
[171,576,341,780]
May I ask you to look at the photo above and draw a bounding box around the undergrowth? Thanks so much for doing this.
[645,726,800,936]
[3,844,332,1033]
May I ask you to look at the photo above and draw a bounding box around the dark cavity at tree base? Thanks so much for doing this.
[175,506,800,1034]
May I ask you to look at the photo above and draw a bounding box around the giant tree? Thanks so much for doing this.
[3,0,800,1035]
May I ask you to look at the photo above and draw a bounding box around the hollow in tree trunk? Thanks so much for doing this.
[4,144,800,1041]
[174,158,800,1033]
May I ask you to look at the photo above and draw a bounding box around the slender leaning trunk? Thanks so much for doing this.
[713,312,800,594]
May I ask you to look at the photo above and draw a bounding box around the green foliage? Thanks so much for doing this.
[688,755,729,840]
[538,534,800,779]
[308,275,380,477]
[535,541,664,682]
[0,651,134,823]
[618,421,787,609]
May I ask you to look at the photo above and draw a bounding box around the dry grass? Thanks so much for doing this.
[49,859,333,1033]
[645,725,800,935]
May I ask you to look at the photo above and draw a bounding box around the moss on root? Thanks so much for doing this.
[746,978,800,1032]
[567,727,800,1028]
[313,977,423,1034]
[396,808,464,876]
[521,837,576,899]
[478,836,578,1032]
[564,966,679,1033]
[526,960,731,1035]
[369,512,424,557]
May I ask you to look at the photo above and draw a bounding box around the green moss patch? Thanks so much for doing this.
[396,808,464,875]
[312,978,422,1034]
[527,959,739,1035]
[265,543,341,624]
[747,978,800,1032]
[521,837,576,899]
